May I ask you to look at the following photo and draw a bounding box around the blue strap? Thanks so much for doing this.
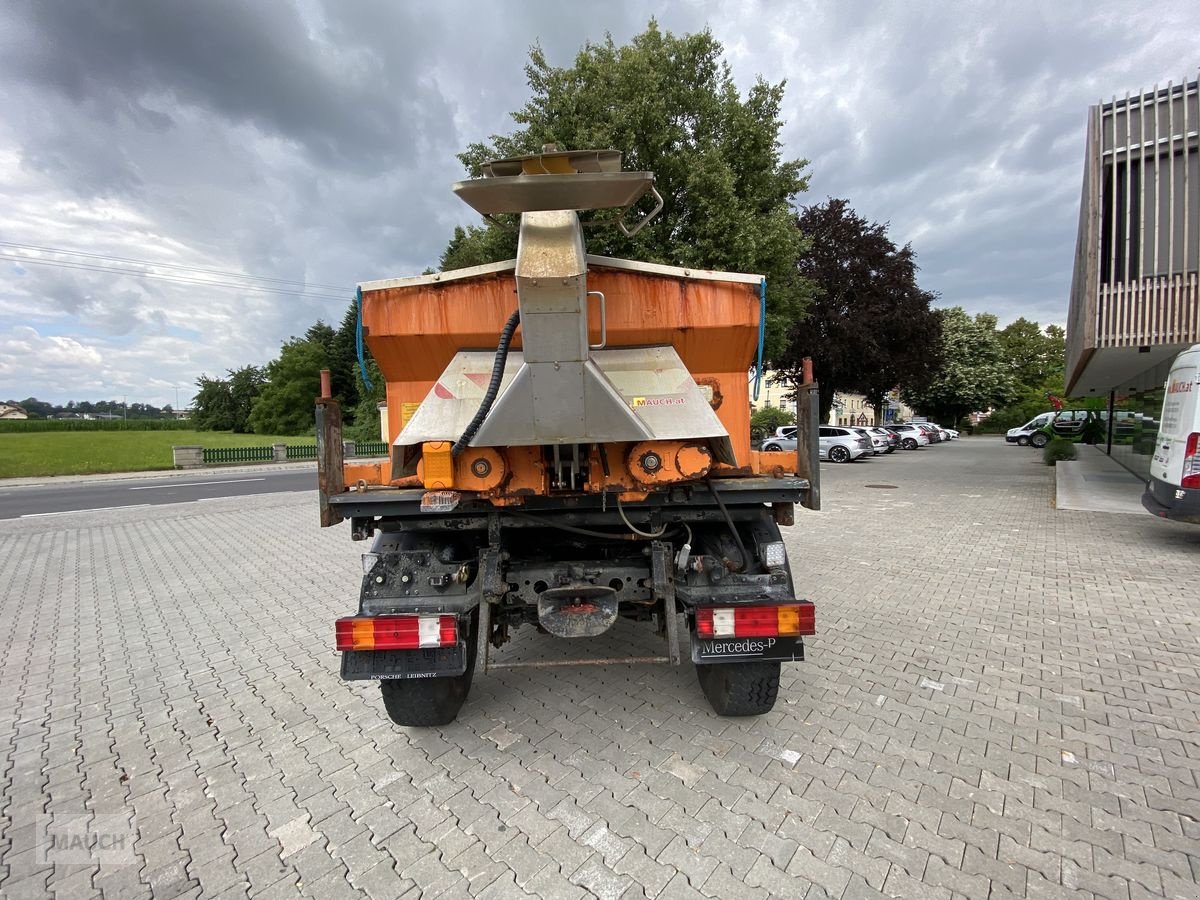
[355,286,373,391]
[752,278,766,401]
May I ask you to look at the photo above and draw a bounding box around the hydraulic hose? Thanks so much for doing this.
[452,308,521,457]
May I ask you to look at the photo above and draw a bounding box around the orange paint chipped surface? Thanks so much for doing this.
[363,263,760,469]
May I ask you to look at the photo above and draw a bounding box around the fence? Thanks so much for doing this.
[202,446,274,464]
[178,440,389,468]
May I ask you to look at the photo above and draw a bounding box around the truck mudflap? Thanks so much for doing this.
[341,646,468,681]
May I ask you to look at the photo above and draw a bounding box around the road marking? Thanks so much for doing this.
[129,478,267,490]
[21,504,152,518]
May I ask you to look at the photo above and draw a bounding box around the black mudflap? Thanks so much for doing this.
[341,645,467,681]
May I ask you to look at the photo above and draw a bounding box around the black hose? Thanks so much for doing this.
[508,510,677,542]
[707,479,749,572]
[452,308,521,457]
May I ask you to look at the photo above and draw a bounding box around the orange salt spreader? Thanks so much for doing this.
[321,147,817,727]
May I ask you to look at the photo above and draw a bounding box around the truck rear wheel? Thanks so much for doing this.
[379,612,478,727]
[696,660,781,716]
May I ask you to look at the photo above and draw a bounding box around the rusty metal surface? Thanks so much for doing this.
[316,398,344,527]
[795,381,821,511]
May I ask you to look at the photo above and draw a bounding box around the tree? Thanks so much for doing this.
[192,375,234,430]
[772,199,941,423]
[997,318,1066,395]
[247,339,327,435]
[227,365,266,433]
[443,20,812,357]
[902,307,1017,426]
[330,303,362,419]
[345,356,386,443]
[973,320,1068,432]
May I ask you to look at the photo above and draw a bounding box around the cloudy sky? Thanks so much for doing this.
[1,0,1197,407]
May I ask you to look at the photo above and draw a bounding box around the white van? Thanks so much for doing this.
[1143,344,1200,524]
[1006,412,1053,445]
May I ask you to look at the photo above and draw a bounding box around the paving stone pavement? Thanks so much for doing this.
[1,437,1198,899]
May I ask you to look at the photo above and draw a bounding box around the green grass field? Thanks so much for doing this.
[0,431,314,478]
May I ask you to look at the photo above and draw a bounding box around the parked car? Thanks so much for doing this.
[917,424,942,444]
[887,424,930,450]
[852,426,886,455]
[1028,410,1105,449]
[762,426,797,452]
[869,427,900,453]
[818,426,871,462]
[1007,413,1054,445]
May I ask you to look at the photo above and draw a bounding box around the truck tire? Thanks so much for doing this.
[1030,432,1049,449]
[696,660,781,716]
[379,612,478,727]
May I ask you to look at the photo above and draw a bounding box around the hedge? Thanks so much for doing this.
[0,418,195,433]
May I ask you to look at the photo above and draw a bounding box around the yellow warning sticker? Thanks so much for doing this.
[400,402,422,426]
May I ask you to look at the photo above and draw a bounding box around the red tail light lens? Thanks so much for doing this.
[695,604,815,638]
[335,615,458,651]
[1183,433,1200,489]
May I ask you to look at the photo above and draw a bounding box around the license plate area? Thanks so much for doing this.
[341,644,467,680]
[691,635,804,664]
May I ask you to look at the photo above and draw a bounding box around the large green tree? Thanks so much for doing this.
[902,307,1017,426]
[976,320,1068,431]
[227,365,266,434]
[247,339,327,436]
[773,199,941,423]
[191,375,234,431]
[997,319,1066,395]
[442,20,812,356]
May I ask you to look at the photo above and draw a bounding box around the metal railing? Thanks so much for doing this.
[202,446,273,464]
[285,444,318,460]
[355,441,388,456]
[1097,272,1200,347]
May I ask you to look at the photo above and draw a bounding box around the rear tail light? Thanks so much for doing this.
[335,615,458,651]
[1183,433,1200,489]
[695,604,815,638]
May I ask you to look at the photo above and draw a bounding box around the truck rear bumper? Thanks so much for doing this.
[1143,477,1200,525]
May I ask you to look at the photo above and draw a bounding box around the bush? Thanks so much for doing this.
[1043,437,1077,465]
[0,418,191,433]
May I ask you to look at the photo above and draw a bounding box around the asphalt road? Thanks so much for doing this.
[0,468,316,520]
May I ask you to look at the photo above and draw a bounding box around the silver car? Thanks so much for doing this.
[761,425,870,462]
[819,426,871,462]
[888,424,930,450]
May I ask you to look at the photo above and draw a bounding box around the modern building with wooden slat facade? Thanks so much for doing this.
[1065,75,1200,477]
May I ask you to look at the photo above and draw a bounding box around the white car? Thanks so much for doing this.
[888,424,930,450]
[1006,413,1053,446]
[761,426,798,452]
[819,426,872,462]
[762,425,872,462]
[852,426,887,455]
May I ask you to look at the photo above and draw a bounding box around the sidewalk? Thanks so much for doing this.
[1054,445,1146,515]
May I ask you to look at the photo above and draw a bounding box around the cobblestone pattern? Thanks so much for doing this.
[0,439,1197,898]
